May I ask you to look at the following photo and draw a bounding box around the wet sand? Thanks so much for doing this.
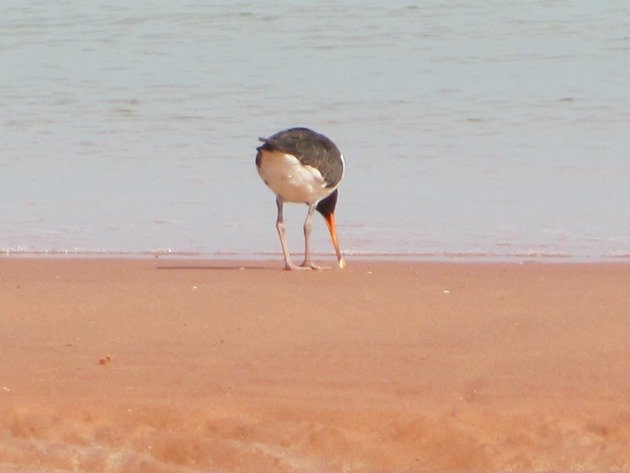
[0,258,629,472]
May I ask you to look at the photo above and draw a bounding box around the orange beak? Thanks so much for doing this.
[323,212,346,269]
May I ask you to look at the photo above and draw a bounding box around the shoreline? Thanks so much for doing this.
[2,250,630,264]
[1,258,629,471]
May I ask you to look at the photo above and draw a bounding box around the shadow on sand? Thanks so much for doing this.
[156,264,277,271]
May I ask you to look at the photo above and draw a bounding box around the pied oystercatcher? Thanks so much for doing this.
[256,127,346,270]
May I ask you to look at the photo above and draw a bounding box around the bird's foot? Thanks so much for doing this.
[300,261,331,270]
[281,260,331,271]
[283,262,312,271]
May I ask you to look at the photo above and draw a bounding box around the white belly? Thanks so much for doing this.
[257,150,335,204]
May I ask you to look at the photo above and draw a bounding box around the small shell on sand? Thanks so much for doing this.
[98,356,112,365]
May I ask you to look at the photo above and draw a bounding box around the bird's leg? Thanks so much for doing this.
[301,203,330,270]
[276,197,308,271]
[275,197,293,270]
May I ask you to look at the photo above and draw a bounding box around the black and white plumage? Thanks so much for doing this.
[255,127,346,270]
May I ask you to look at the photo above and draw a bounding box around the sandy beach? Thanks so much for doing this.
[0,257,629,472]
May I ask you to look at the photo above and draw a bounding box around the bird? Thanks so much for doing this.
[255,127,346,270]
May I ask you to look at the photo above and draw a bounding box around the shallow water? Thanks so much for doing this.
[1,0,629,260]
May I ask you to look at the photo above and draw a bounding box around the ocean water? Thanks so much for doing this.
[1,0,629,260]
